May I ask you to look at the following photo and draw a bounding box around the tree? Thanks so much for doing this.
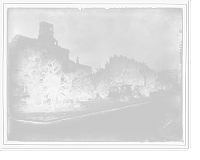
[70,78,82,107]
[14,48,69,111]
[58,72,75,104]
[105,55,143,86]
[79,77,97,100]
[140,86,150,97]
[66,71,95,102]
[75,64,92,77]
[40,57,63,110]
[9,46,44,105]
[147,70,157,91]
[96,77,111,99]
[98,55,154,85]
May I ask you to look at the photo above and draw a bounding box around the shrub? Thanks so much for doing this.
[14,48,69,111]
[140,86,150,97]
[110,86,119,92]
[67,73,95,101]
[79,77,97,100]
[119,94,131,101]
[41,58,63,109]
[96,79,109,99]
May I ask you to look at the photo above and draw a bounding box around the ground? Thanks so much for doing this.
[8,94,181,142]
[10,96,159,122]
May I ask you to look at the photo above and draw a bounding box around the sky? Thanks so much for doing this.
[8,8,182,70]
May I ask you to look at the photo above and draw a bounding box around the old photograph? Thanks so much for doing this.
[2,3,189,148]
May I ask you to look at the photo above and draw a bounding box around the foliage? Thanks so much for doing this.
[8,84,24,98]
[70,78,82,106]
[132,85,141,97]
[79,77,97,100]
[109,86,119,92]
[119,94,131,101]
[140,86,150,97]
[147,70,157,91]
[90,68,112,99]
[96,77,110,99]
[105,55,143,85]
[101,55,156,90]
[11,48,157,112]
[58,72,75,104]
[75,64,92,77]
[70,77,96,106]
[10,46,44,105]
[40,58,63,109]
[15,48,64,110]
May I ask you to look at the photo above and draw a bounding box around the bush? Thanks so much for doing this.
[41,58,63,110]
[14,48,70,111]
[110,86,119,92]
[79,77,97,100]
[96,79,109,99]
[140,86,150,97]
[68,74,96,101]
[119,94,131,101]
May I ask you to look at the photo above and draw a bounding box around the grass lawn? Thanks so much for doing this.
[8,96,162,121]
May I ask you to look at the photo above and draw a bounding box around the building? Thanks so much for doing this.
[8,21,92,74]
[155,69,182,91]
[8,22,92,96]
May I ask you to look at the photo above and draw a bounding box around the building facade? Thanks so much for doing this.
[8,21,91,73]
[8,21,92,74]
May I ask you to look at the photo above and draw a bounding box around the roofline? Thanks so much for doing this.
[39,21,53,26]
[58,45,70,53]
[10,34,37,43]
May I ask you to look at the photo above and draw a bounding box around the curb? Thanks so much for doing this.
[158,116,181,137]
[9,97,169,124]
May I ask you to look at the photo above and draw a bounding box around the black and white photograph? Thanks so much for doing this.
[1,1,190,150]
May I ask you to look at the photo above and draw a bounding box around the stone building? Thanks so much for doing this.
[8,21,91,73]
[8,21,92,74]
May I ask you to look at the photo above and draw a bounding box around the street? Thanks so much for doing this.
[8,94,182,142]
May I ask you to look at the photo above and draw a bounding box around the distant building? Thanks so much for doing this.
[8,21,92,74]
[155,69,182,91]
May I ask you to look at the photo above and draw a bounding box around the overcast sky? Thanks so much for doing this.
[8,8,182,70]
